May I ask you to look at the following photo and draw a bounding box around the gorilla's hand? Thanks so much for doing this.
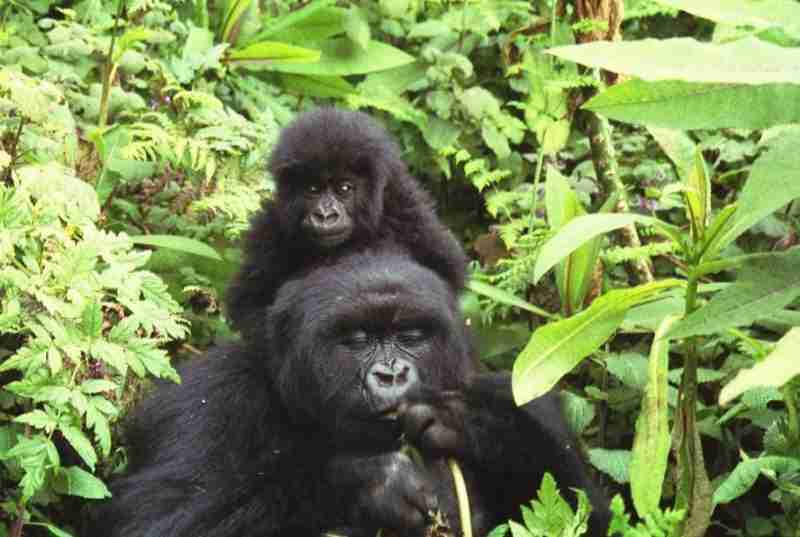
[326,451,438,535]
[400,391,470,460]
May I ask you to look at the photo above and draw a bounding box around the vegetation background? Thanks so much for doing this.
[1,1,799,536]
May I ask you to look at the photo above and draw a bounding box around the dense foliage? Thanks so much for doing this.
[1,1,799,536]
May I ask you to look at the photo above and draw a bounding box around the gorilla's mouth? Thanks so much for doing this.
[314,229,352,248]
[375,406,400,421]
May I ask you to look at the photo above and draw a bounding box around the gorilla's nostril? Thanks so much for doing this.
[395,366,410,385]
[374,371,395,386]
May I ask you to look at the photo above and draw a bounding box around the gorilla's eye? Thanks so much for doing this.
[342,330,370,349]
[335,181,354,196]
[397,328,428,345]
[305,183,322,195]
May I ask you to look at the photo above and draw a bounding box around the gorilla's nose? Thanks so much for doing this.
[367,359,418,401]
[311,208,340,227]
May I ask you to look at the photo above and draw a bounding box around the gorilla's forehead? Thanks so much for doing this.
[272,251,456,329]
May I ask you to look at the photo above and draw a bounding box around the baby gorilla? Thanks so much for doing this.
[226,107,467,341]
[87,248,608,537]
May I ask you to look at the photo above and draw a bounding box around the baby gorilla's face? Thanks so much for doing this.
[299,171,361,248]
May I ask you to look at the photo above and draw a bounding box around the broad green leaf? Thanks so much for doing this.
[343,5,370,50]
[648,127,696,182]
[545,166,600,315]
[588,449,631,484]
[630,315,679,518]
[548,37,800,84]
[54,466,111,499]
[533,213,679,283]
[512,280,680,405]
[708,133,800,255]
[131,234,222,261]
[80,302,103,339]
[669,248,800,339]
[278,74,354,98]
[719,328,800,405]
[249,2,341,44]
[227,41,321,63]
[59,425,97,471]
[586,80,800,130]
[713,456,800,504]
[466,280,557,320]
[685,150,711,241]
[656,0,800,38]
[263,38,414,76]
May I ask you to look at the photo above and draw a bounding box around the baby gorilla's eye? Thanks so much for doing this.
[335,181,354,195]
[305,183,322,195]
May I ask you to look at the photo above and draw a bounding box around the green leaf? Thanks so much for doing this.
[709,133,800,255]
[585,80,800,130]
[249,1,341,44]
[512,280,680,405]
[27,523,75,537]
[588,448,631,484]
[719,328,800,405]
[656,0,800,38]
[14,410,58,432]
[86,404,112,456]
[343,5,370,50]
[668,248,800,339]
[227,41,321,63]
[630,315,679,518]
[262,38,414,76]
[60,425,98,471]
[80,380,118,394]
[548,37,800,84]
[278,74,354,98]
[713,456,800,505]
[53,466,111,499]
[533,213,679,283]
[545,166,601,315]
[685,150,711,241]
[648,127,696,182]
[131,234,222,261]
[466,280,558,320]
[80,302,103,339]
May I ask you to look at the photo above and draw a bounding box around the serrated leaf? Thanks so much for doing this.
[54,466,111,499]
[713,456,800,504]
[14,410,58,432]
[585,80,800,130]
[548,37,800,84]
[512,280,680,405]
[719,328,800,405]
[588,448,631,484]
[80,380,118,394]
[90,340,128,374]
[60,425,97,471]
[131,234,222,261]
[80,302,103,339]
[631,315,679,517]
[668,248,800,339]
[562,392,596,435]
[86,404,112,456]
[508,520,535,537]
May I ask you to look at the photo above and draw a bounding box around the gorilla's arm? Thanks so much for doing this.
[403,372,611,536]
[86,345,337,537]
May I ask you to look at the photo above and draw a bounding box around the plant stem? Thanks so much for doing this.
[783,385,800,444]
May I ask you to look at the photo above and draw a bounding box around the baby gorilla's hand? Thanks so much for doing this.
[326,451,438,535]
[400,391,470,460]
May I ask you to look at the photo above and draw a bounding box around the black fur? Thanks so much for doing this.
[225,108,467,340]
[88,249,608,537]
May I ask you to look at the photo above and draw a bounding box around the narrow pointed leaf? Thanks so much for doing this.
[668,248,800,339]
[512,280,681,405]
[586,80,800,130]
[548,37,800,84]
[262,38,414,76]
[227,41,321,63]
[467,280,557,320]
[630,315,679,517]
[685,150,711,240]
[719,328,800,405]
[533,214,677,283]
[131,235,222,261]
[656,0,800,37]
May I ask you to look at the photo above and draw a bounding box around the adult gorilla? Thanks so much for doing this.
[88,248,609,537]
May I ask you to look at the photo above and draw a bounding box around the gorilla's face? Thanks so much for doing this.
[265,250,474,449]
